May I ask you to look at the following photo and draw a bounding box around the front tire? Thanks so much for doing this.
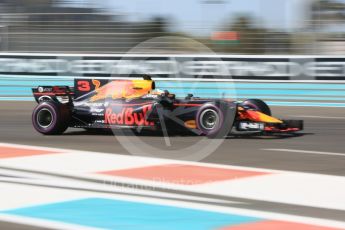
[196,104,224,137]
[32,102,70,135]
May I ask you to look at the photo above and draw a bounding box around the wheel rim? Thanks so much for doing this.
[37,108,53,128]
[199,109,219,130]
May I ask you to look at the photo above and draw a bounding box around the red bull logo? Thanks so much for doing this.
[91,81,136,102]
[104,105,154,126]
[90,79,153,102]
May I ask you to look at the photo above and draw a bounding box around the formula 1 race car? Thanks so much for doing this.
[31,76,303,137]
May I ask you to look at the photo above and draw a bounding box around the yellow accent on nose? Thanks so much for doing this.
[246,110,283,123]
[257,111,283,123]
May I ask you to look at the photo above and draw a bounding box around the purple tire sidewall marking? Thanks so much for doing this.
[32,103,58,133]
[196,104,224,136]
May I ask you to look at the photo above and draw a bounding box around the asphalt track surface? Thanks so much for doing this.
[1,101,345,229]
[1,102,345,175]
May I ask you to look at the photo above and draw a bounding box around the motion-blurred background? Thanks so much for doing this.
[0,0,345,54]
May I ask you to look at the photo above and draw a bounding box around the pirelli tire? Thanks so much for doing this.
[196,103,234,138]
[32,102,71,135]
[242,99,271,116]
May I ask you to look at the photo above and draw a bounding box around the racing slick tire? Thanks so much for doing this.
[242,99,271,116]
[32,102,70,135]
[196,103,233,138]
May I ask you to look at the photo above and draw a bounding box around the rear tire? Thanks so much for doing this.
[32,102,70,135]
[242,99,271,116]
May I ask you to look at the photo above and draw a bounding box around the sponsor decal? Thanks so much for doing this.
[91,108,104,113]
[3,57,345,79]
[37,87,53,93]
[90,80,153,102]
[142,94,159,99]
[238,122,264,131]
[83,102,105,107]
[104,105,154,126]
[90,81,134,102]
[90,107,105,116]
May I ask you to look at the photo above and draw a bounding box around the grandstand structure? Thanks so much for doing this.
[0,0,169,53]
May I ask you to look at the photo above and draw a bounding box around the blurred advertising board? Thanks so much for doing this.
[0,53,344,80]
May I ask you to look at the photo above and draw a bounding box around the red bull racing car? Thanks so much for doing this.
[31,76,303,137]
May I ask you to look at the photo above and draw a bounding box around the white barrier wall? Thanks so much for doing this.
[1,53,345,107]
[0,53,345,80]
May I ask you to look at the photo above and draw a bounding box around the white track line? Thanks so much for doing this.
[0,176,233,204]
[293,115,345,119]
[0,214,100,230]
[263,148,345,157]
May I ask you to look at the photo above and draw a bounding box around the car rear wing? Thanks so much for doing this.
[32,86,74,104]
